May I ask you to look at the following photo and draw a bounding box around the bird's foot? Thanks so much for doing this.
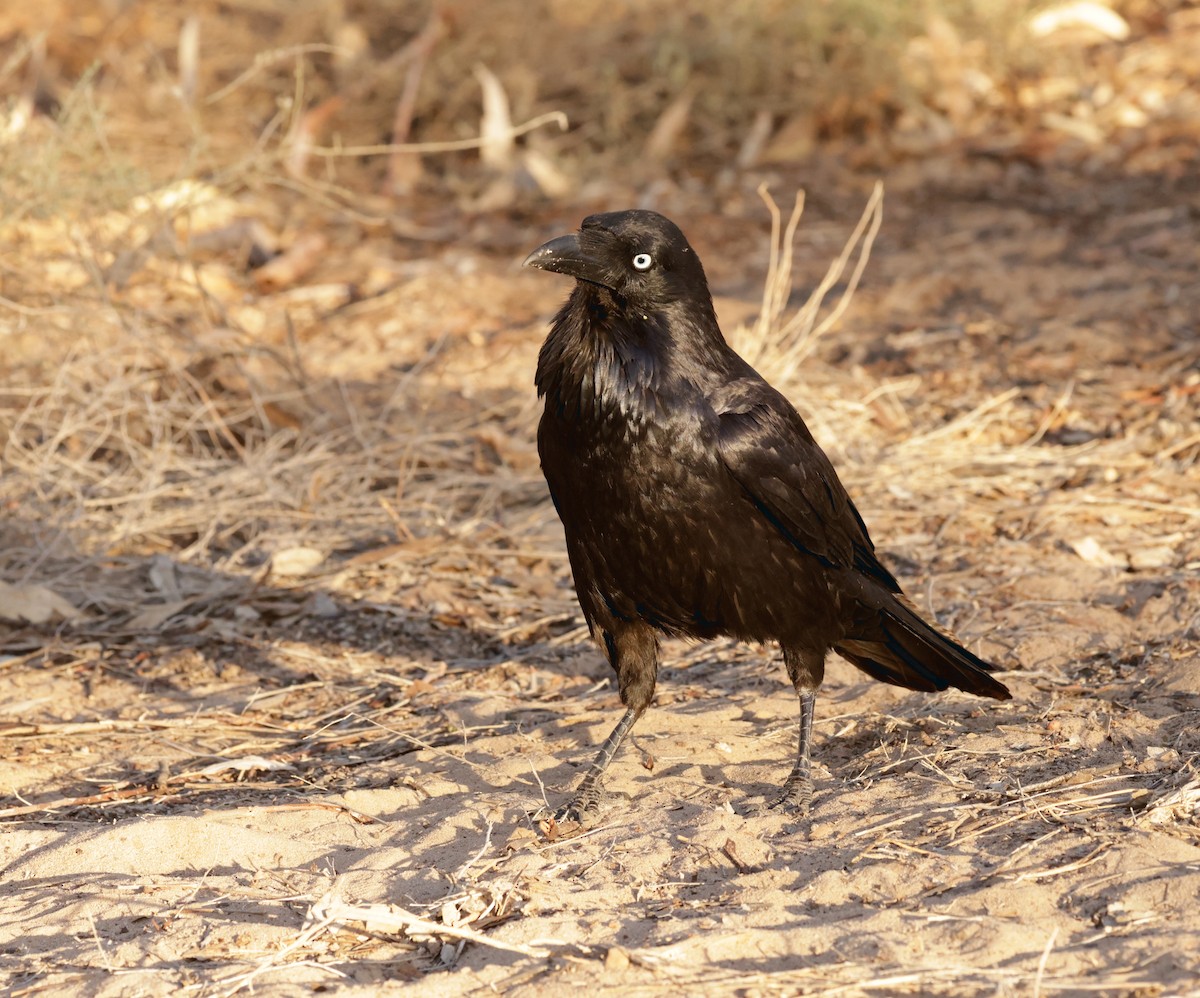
[763,776,813,814]
[551,790,605,824]
[533,785,607,826]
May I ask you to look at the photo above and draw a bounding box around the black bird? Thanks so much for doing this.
[525,209,1010,821]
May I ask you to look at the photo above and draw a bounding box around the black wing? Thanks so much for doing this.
[713,382,900,593]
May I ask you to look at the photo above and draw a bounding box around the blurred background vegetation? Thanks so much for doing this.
[3,0,1197,221]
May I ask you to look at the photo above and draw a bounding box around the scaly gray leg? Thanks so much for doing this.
[553,706,641,822]
[767,690,815,811]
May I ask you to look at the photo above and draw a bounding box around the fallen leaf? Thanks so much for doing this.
[198,756,295,777]
[1028,2,1130,42]
[644,88,694,163]
[522,149,573,199]
[126,600,191,631]
[253,233,328,292]
[736,109,774,169]
[1128,545,1177,570]
[475,64,514,171]
[305,592,341,617]
[0,581,82,624]
[504,826,538,851]
[271,546,327,577]
[148,555,181,598]
[1070,536,1126,568]
[604,946,631,972]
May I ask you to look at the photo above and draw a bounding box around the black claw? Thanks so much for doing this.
[543,707,639,826]
[553,803,584,823]
[765,782,813,813]
[552,790,605,823]
[765,789,812,813]
[532,786,607,825]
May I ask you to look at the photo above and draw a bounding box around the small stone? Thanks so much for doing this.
[604,946,630,972]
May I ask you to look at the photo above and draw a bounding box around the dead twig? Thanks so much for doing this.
[317,898,555,958]
[739,181,884,385]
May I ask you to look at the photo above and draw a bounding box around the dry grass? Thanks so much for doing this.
[737,181,885,384]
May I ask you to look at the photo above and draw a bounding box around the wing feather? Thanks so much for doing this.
[714,385,900,592]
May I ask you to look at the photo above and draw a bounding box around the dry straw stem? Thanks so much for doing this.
[312,897,555,959]
[204,44,352,106]
[740,181,884,386]
[0,687,454,819]
[196,890,351,997]
[0,281,525,616]
[303,111,569,160]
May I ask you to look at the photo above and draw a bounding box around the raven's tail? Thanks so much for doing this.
[834,595,1011,700]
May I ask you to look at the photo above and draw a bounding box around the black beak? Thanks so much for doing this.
[524,233,610,288]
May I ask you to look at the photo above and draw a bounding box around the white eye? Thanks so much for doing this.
[631,253,653,271]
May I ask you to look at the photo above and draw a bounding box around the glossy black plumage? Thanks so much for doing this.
[526,209,1010,820]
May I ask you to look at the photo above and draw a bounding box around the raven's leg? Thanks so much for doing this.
[553,624,658,822]
[768,647,825,811]
[552,705,640,821]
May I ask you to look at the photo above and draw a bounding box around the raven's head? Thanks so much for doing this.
[524,209,711,313]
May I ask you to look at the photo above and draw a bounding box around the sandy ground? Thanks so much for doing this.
[3,153,1200,996]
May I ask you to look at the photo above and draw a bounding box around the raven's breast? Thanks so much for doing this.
[539,400,839,644]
